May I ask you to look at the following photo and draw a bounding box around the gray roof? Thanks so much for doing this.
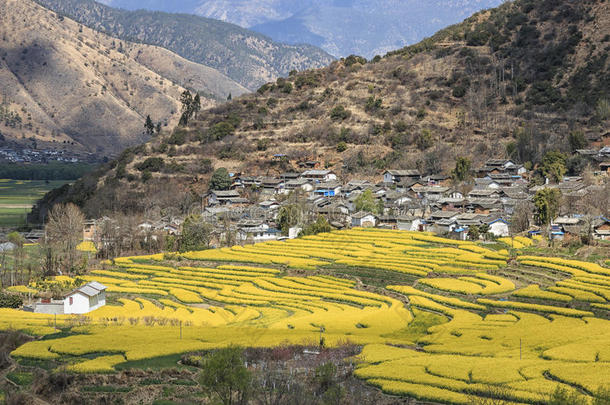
[385,169,420,176]
[352,211,376,219]
[67,281,107,298]
[86,281,107,291]
[211,190,240,197]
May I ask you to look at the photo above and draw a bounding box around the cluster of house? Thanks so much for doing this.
[197,158,609,242]
[12,155,608,250]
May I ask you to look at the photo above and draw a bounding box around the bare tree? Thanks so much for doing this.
[510,202,533,235]
[45,203,85,275]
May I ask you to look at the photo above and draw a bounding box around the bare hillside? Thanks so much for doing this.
[0,0,246,156]
[31,0,610,220]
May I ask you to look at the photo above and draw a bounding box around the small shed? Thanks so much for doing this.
[64,281,107,314]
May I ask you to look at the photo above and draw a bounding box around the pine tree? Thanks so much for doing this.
[144,115,155,135]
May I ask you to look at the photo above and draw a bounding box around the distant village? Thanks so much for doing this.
[0,147,97,164]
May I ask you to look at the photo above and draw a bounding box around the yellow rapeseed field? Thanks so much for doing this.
[4,229,609,404]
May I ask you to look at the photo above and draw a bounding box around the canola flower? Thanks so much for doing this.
[5,228,610,404]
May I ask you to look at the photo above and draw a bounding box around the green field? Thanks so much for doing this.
[0,179,69,227]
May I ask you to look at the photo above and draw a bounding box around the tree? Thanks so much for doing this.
[416,129,433,150]
[45,203,85,275]
[179,90,194,126]
[468,225,480,241]
[541,151,567,183]
[277,204,302,235]
[533,188,561,227]
[179,215,213,252]
[192,93,201,118]
[198,346,251,405]
[510,202,532,234]
[568,130,587,152]
[209,168,232,190]
[313,362,344,405]
[354,189,381,214]
[452,157,472,182]
[144,115,155,135]
[227,93,232,101]
[300,216,332,236]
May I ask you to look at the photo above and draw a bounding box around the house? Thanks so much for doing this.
[260,177,285,194]
[424,174,451,186]
[64,281,107,315]
[383,190,412,206]
[377,215,398,229]
[485,217,510,237]
[413,186,450,201]
[259,200,280,210]
[593,217,610,240]
[351,212,377,228]
[208,190,241,205]
[300,170,337,183]
[237,221,281,243]
[397,215,426,231]
[468,189,501,199]
[285,178,314,192]
[383,170,421,184]
[314,181,342,197]
[83,219,98,241]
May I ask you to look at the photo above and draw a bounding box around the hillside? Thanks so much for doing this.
[34,0,335,90]
[31,0,609,220]
[0,0,247,156]
[88,0,504,58]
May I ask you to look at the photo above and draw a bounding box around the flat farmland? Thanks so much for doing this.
[0,179,68,227]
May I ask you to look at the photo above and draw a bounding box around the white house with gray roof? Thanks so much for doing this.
[64,281,107,314]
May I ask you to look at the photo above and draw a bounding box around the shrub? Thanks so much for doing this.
[365,96,383,112]
[0,291,23,308]
[336,142,347,152]
[209,122,235,140]
[167,129,187,145]
[135,157,164,172]
[330,105,351,121]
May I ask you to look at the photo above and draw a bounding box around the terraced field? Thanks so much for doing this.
[4,229,610,403]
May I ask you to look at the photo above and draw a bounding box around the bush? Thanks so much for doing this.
[168,129,187,145]
[452,84,467,98]
[365,96,383,112]
[0,291,23,308]
[135,157,164,172]
[330,105,351,121]
[343,55,367,66]
[209,122,235,140]
[336,142,347,152]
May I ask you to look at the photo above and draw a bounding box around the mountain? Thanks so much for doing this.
[34,0,335,90]
[31,0,609,221]
[93,0,505,58]
[0,0,248,156]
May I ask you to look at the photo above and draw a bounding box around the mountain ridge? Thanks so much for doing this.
[34,0,335,90]
[94,0,505,58]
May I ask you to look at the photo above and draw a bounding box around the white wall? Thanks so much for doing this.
[489,221,509,237]
[64,292,90,315]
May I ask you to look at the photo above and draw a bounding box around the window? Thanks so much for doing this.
[69,297,73,305]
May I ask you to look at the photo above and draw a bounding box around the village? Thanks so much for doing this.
[38,147,609,249]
